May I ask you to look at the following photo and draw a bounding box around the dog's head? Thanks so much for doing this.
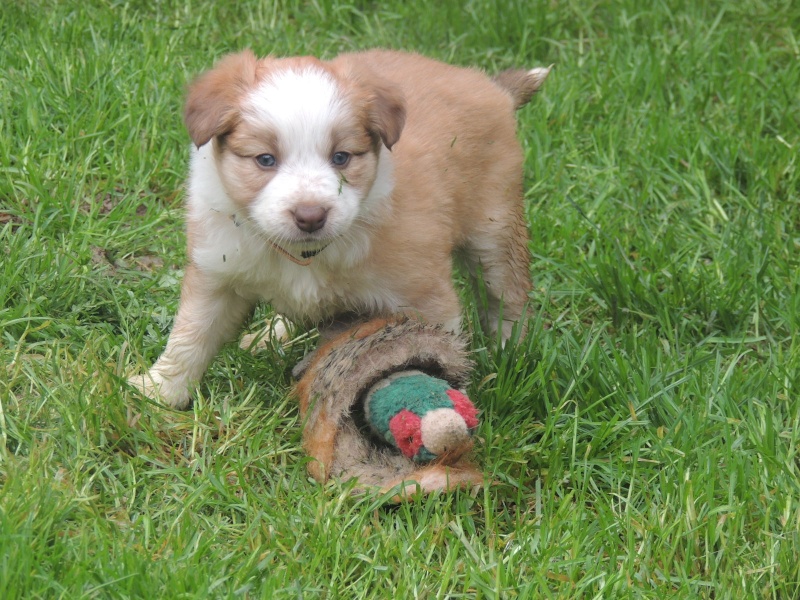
[185,50,405,252]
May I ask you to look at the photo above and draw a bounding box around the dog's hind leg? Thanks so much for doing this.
[460,187,532,342]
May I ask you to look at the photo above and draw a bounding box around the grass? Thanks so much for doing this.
[1,0,799,597]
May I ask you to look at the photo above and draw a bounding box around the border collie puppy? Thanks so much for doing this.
[130,50,549,408]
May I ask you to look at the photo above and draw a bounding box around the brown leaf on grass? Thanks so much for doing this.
[100,193,117,215]
[91,246,117,272]
[91,245,165,273]
[84,187,125,216]
[82,187,152,217]
[133,254,165,271]
[0,211,23,230]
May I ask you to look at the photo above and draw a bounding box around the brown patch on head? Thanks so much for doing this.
[325,114,380,201]
[224,126,279,157]
[184,50,261,148]
[215,126,279,208]
[214,149,284,213]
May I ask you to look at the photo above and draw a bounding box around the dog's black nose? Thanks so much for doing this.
[293,205,328,233]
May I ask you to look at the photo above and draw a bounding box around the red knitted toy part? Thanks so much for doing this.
[388,409,423,458]
[447,389,479,429]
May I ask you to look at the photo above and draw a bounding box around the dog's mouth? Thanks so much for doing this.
[268,239,331,266]
[298,245,328,259]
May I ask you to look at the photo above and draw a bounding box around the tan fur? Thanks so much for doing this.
[329,51,539,337]
[128,50,549,409]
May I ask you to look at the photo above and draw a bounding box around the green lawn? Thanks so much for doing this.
[2,0,799,597]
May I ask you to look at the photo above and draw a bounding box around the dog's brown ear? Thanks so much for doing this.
[328,55,407,150]
[493,66,552,110]
[368,79,406,150]
[184,50,259,148]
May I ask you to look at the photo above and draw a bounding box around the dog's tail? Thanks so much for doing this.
[492,65,552,110]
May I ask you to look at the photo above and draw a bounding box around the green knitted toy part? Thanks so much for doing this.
[367,373,454,436]
[365,372,479,463]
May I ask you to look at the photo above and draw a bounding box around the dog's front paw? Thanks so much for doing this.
[240,315,293,353]
[127,369,191,410]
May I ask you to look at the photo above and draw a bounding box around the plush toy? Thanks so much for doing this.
[364,371,479,463]
[294,317,484,498]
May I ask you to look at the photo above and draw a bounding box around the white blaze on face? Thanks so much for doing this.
[241,68,360,246]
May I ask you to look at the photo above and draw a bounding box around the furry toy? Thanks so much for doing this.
[294,317,484,498]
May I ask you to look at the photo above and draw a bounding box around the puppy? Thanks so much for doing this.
[129,49,549,409]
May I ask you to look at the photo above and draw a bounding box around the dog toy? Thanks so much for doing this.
[294,317,484,498]
[364,371,479,462]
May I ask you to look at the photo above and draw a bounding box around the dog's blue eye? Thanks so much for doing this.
[331,152,350,167]
[255,154,277,168]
